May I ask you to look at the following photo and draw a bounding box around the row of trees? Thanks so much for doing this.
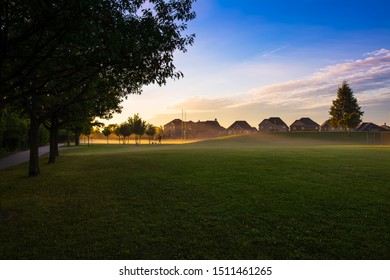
[101,114,161,145]
[0,0,196,176]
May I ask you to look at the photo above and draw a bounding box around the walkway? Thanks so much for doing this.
[0,145,63,170]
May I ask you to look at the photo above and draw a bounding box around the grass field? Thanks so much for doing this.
[0,132,389,259]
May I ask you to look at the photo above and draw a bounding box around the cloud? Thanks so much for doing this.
[247,49,390,110]
[161,49,390,125]
[261,45,289,57]
[364,49,390,57]
[167,95,237,111]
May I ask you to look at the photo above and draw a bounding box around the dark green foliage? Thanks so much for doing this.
[329,81,364,131]
[0,109,49,153]
[1,0,196,175]
[0,111,28,151]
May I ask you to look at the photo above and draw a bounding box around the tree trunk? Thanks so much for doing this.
[75,130,80,146]
[29,95,41,177]
[48,115,59,164]
[66,127,71,147]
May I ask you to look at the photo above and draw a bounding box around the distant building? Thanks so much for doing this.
[381,123,390,131]
[258,117,289,132]
[227,121,257,135]
[164,119,183,138]
[164,118,226,139]
[290,117,320,131]
[356,122,390,132]
[320,120,344,132]
[194,119,227,138]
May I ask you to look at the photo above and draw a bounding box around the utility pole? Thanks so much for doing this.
[184,110,187,142]
[181,109,184,142]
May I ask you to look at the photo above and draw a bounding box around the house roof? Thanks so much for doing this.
[291,117,319,127]
[197,120,226,131]
[164,119,183,126]
[228,121,256,131]
[321,119,332,127]
[260,117,287,126]
[382,124,390,130]
[356,122,389,132]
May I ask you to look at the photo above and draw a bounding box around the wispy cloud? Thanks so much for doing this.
[261,45,289,57]
[364,48,389,57]
[167,95,238,111]
[242,49,390,109]
[164,49,390,124]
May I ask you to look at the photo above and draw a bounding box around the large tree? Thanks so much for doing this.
[329,81,363,133]
[1,0,196,176]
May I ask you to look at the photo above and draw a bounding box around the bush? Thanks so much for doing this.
[0,111,29,151]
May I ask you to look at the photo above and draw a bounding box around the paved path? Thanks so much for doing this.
[0,145,63,170]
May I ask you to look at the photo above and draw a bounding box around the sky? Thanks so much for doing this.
[108,0,390,128]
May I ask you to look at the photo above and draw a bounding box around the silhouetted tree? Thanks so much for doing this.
[329,81,363,134]
[1,0,196,176]
[102,124,116,144]
[145,124,157,144]
[118,122,132,144]
[128,114,146,145]
[114,125,121,144]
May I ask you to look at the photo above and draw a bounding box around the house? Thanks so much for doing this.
[164,118,227,139]
[258,117,289,132]
[290,117,320,131]
[164,118,183,138]
[193,119,227,138]
[356,122,390,132]
[227,121,257,135]
[320,120,344,132]
[381,123,390,131]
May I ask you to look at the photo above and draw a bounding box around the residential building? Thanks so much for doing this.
[258,117,289,132]
[290,117,320,131]
[227,121,257,135]
[320,120,344,132]
[356,122,390,132]
[164,119,184,138]
[164,118,227,139]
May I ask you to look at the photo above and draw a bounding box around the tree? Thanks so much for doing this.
[114,125,121,144]
[329,81,363,134]
[156,126,165,136]
[102,124,116,144]
[1,0,196,176]
[128,114,146,145]
[118,122,132,144]
[0,107,29,151]
[145,124,157,144]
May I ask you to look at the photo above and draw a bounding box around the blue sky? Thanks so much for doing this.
[111,0,390,128]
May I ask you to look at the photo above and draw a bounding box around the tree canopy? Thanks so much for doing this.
[1,0,196,176]
[329,81,363,132]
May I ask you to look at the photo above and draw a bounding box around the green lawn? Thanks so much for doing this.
[0,132,389,259]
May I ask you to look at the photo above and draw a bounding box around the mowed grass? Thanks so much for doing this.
[0,132,389,259]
